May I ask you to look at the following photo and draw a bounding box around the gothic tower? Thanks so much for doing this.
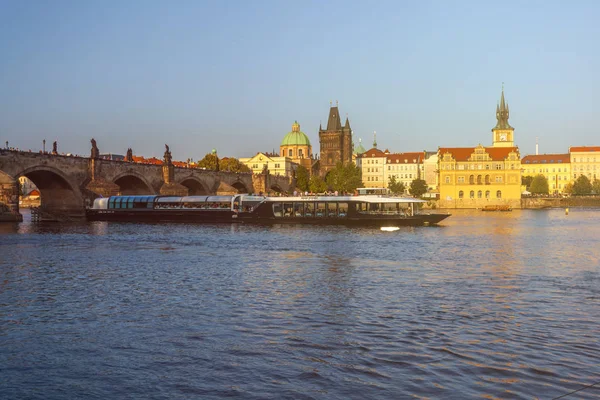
[491,86,515,147]
[319,103,353,176]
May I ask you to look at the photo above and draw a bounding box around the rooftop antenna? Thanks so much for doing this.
[336,100,338,106]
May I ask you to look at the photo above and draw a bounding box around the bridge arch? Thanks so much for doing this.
[270,184,283,194]
[179,177,210,195]
[113,172,155,195]
[17,165,85,217]
[231,180,249,193]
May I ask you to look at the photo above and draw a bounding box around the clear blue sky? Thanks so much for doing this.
[1,0,598,160]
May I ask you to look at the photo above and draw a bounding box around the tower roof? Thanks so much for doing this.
[493,85,513,130]
[326,106,342,131]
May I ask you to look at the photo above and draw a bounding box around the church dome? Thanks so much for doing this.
[281,121,311,146]
[353,138,366,155]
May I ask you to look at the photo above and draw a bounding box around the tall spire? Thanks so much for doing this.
[493,84,513,130]
[373,131,377,148]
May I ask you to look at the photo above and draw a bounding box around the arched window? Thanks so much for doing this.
[470,190,475,199]
[477,175,482,184]
[289,149,293,157]
[469,175,474,184]
[459,190,464,199]
[298,149,303,158]
[485,175,490,184]
[445,176,450,184]
[477,190,482,198]
[485,190,490,198]
[496,190,502,198]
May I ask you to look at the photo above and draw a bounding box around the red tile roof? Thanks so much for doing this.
[521,154,569,164]
[386,151,425,164]
[439,147,519,161]
[570,146,600,152]
[360,148,387,157]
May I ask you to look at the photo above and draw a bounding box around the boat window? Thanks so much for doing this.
[108,198,116,209]
[305,202,314,217]
[283,203,293,217]
[127,197,134,209]
[382,203,397,213]
[294,202,304,217]
[273,203,283,217]
[338,202,348,217]
[327,203,337,217]
[316,202,326,217]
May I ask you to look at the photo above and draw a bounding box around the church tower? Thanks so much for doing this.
[318,103,353,176]
[491,86,515,147]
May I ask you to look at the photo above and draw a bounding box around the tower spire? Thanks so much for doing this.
[373,131,377,148]
[493,84,512,130]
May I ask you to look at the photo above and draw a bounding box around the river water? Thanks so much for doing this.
[1,209,600,399]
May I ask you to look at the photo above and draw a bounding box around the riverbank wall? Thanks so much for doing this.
[423,197,600,210]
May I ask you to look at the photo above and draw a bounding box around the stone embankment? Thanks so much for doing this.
[521,196,600,209]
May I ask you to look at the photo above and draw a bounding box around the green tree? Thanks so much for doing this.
[295,165,310,192]
[522,175,534,188]
[219,157,251,173]
[529,174,549,195]
[563,182,573,195]
[387,175,406,195]
[309,175,328,193]
[325,162,363,193]
[592,179,600,195]
[409,178,428,198]
[197,153,219,170]
[572,175,592,195]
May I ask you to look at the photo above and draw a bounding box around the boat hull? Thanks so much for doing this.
[86,209,236,223]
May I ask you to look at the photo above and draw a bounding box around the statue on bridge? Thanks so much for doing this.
[125,148,133,162]
[163,144,172,165]
[52,141,58,155]
[90,138,99,159]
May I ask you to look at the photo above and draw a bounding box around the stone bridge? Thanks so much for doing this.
[0,148,294,220]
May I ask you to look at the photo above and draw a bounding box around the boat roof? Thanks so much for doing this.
[260,195,426,204]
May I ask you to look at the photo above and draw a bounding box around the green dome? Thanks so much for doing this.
[353,138,366,155]
[281,121,311,146]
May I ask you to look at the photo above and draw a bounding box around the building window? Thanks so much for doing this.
[477,190,482,198]
[485,190,490,198]
[299,149,303,158]
[289,149,293,157]
[495,176,502,183]
[470,190,475,199]
[496,164,502,170]
[496,190,502,198]
[458,176,465,183]
[445,176,450,184]
[477,175,482,184]
[459,190,464,199]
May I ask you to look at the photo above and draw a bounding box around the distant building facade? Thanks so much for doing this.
[521,154,571,194]
[438,88,522,208]
[319,104,353,176]
[239,152,295,177]
[569,146,600,182]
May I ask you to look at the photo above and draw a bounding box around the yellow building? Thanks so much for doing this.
[356,147,387,188]
[570,146,600,182]
[239,152,295,177]
[438,88,522,208]
[385,151,425,192]
[521,154,571,194]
